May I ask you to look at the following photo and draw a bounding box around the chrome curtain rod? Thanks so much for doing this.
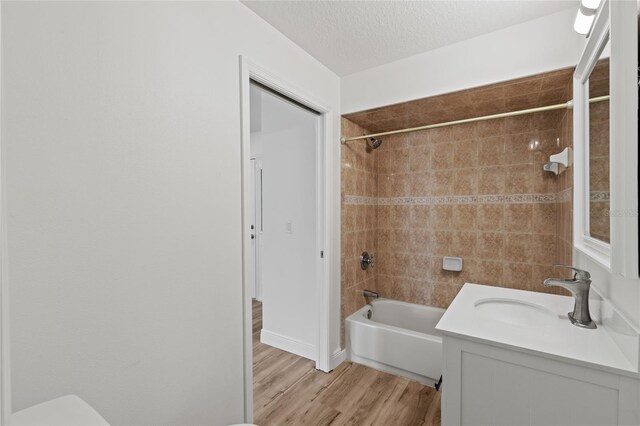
[340,95,610,144]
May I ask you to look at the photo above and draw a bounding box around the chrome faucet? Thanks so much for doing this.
[360,251,375,270]
[544,265,596,329]
[363,289,379,300]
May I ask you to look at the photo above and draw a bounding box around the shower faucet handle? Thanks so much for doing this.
[360,251,374,270]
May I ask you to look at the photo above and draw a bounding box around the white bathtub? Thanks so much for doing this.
[346,299,445,386]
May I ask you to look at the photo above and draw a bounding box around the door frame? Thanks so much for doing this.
[249,158,263,301]
[238,55,336,422]
[0,2,11,423]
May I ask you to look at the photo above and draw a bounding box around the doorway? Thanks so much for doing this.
[239,57,336,422]
[248,80,320,362]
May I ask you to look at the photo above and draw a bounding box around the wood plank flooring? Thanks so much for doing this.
[253,300,441,426]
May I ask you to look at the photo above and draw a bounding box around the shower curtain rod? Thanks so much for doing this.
[340,95,610,144]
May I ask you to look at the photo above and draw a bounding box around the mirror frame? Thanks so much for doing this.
[573,0,639,278]
[573,0,611,270]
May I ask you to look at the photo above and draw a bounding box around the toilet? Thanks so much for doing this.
[10,395,110,426]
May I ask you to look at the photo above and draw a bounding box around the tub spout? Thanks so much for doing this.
[363,289,379,300]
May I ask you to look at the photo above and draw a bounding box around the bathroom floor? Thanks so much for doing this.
[253,300,441,425]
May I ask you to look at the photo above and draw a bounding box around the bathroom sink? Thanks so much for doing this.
[474,297,558,327]
[436,284,638,378]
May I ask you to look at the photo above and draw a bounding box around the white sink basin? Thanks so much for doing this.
[436,284,638,377]
[474,297,558,327]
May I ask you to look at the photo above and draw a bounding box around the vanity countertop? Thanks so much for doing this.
[436,283,639,377]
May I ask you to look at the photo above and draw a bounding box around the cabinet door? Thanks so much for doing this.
[460,351,618,426]
[442,337,629,426]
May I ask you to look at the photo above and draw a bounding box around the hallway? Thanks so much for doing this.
[252,300,441,425]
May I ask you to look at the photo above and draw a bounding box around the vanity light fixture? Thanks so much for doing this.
[574,0,603,35]
[581,0,602,9]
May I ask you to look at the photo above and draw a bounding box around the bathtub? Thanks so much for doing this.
[346,299,445,386]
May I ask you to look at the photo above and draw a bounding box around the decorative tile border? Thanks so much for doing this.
[343,195,377,205]
[344,193,559,206]
[590,191,610,201]
[557,187,572,203]
[478,194,557,204]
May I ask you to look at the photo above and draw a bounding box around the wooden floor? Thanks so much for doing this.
[253,300,441,426]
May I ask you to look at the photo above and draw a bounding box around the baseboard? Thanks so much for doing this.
[260,329,316,361]
[330,349,346,370]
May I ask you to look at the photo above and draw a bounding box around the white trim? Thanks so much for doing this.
[239,57,254,424]
[330,349,346,370]
[0,1,11,422]
[573,0,639,279]
[573,0,612,272]
[248,158,263,301]
[260,329,316,361]
[239,55,337,422]
[609,0,638,279]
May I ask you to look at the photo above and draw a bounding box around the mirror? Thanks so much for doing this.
[588,48,610,243]
[572,1,611,270]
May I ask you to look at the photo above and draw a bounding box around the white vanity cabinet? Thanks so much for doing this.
[441,336,640,425]
[437,284,640,426]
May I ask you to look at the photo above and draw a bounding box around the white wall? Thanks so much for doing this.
[341,8,586,113]
[250,86,319,359]
[1,1,340,425]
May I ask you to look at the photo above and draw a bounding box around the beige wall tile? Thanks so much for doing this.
[431,205,453,230]
[476,232,504,260]
[503,262,533,289]
[504,132,536,165]
[431,143,454,169]
[409,205,431,227]
[340,69,575,349]
[505,165,533,193]
[477,204,504,230]
[452,204,478,231]
[453,168,479,195]
[504,115,534,134]
[504,204,533,232]
[433,231,454,256]
[532,203,557,234]
[453,139,479,166]
[431,170,454,195]
[504,233,532,263]
[478,136,506,166]
[477,166,506,194]
[451,231,477,257]
[530,234,557,265]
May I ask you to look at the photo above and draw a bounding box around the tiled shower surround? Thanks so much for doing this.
[341,68,574,345]
[341,118,378,344]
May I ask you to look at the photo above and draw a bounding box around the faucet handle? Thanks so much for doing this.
[553,265,591,281]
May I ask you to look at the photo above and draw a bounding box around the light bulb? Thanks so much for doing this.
[574,8,595,35]
[581,0,602,10]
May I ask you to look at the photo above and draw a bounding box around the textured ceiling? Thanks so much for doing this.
[241,1,576,76]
